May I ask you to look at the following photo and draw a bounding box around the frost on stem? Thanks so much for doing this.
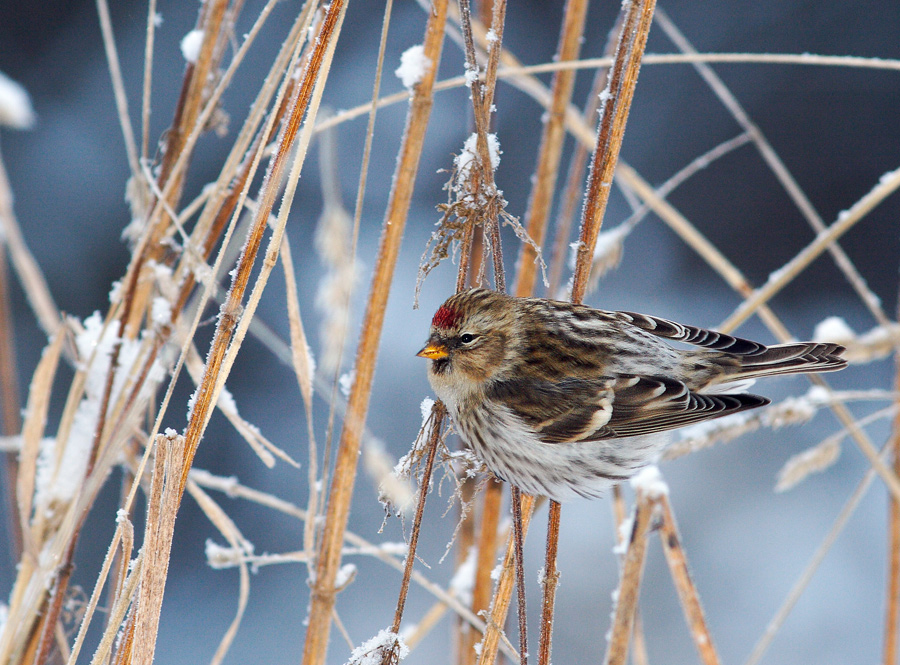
[35,312,165,515]
[205,538,255,570]
[415,133,545,302]
[450,545,478,606]
[394,44,431,90]
[565,223,631,298]
[339,370,355,398]
[345,629,409,665]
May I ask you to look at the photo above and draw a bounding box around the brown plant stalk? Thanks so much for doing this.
[657,495,721,665]
[508,1,591,661]
[301,2,448,663]
[603,490,655,665]
[884,294,900,664]
[383,403,447,665]
[475,1,658,661]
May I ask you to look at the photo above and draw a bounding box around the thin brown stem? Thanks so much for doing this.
[478,494,535,665]
[301,3,447,663]
[545,16,619,298]
[537,501,560,665]
[459,479,502,664]
[570,0,656,304]
[884,296,900,665]
[603,492,655,665]
[657,495,721,665]
[513,0,589,298]
[510,486,529,665]
[0,245,23,562]
[384,403,446,664]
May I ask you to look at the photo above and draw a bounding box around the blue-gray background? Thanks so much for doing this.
[1,1,898,663]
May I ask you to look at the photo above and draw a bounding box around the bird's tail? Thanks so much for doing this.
[721,341,847,382]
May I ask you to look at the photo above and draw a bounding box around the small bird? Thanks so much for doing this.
[417,288,847,501]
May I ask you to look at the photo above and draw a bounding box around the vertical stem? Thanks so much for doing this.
[657,496,721,665]
[510,486,529,665]
[537,501,561,665]
[513,0,590,297]
[301,3,448,664]
[0,245,23,563]
[603,494,654,665]
[384,404,446,664]
[884,295,900,665]
[570,0,657,305]
[478,494,536,665]
[889,438,900,665]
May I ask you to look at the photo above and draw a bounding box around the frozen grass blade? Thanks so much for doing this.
[132,432,185,665]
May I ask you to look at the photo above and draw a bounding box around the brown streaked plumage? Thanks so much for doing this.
[417,288,847,501]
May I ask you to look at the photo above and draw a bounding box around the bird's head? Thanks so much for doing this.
[417,290,514,397]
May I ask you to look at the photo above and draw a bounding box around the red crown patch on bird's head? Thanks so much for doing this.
[432,304,461,330]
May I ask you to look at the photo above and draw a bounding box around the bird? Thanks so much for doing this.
[416,288,847,501]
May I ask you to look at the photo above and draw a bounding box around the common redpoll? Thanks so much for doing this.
[417,289,847,501]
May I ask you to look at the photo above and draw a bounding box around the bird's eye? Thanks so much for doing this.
[459,333,477,345]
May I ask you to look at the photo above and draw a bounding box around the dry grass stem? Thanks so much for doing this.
[513,0,588,298]
[537,500,561,665]
[657,496,721,665]
[383,403,446,665]
[132,432,186,665]
[603,490,655,665]
[887,331,900,664]
[0,153,61,337]
[570,0,656,304]
[302,3,447,662]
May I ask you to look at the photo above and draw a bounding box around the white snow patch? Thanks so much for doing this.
[612,516,633,555]
[394,44,431,90]
[345,629,409,665]
[150,296,172,327]
[339,370,355,398]
[180,29,205,64]
[217,386,238,415]
[335,563,357,589]
[450,546,477,606]
[629,465,668,498]
[0,71,35,129]
[455,132,501,187]
[813,316,855,343]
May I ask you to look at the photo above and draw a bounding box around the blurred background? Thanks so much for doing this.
[1,1,899,663]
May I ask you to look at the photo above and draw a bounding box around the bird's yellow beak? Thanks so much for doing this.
[416,342,449,360]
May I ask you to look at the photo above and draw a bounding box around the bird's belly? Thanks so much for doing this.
[453,402,670,502]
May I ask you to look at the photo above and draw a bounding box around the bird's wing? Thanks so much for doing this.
[614,311,768,355]
[487,375,768,443]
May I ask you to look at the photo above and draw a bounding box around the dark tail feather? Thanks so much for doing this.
[729,342,847,380]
